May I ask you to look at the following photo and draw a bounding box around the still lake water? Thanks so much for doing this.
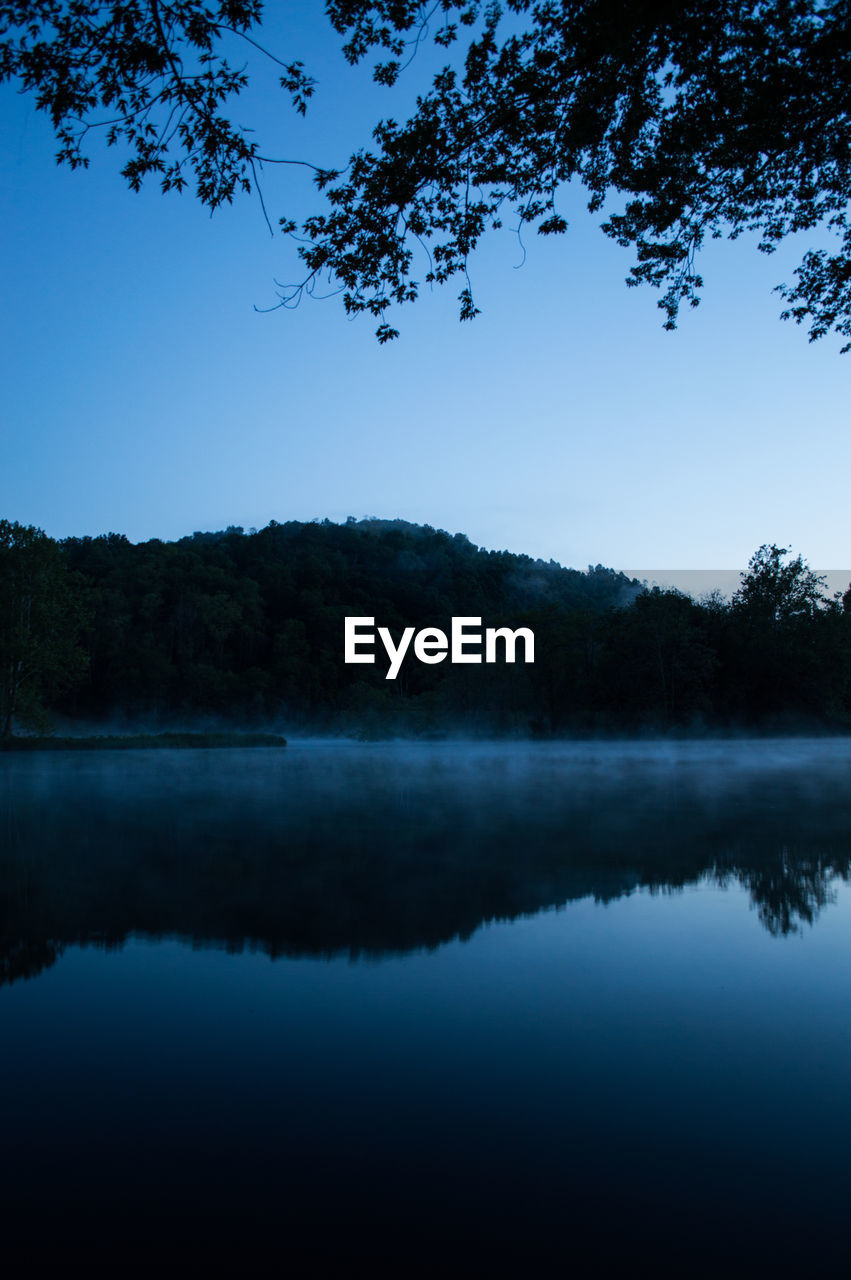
[2,738,851,1264]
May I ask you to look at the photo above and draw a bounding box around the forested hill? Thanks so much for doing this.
[58,518,638,734]
[2,517,850,736]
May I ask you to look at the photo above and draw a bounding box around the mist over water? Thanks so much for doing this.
[2,739,851,1262]
[3,737,851,972]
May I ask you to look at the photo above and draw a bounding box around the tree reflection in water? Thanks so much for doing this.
[2,740,850,983]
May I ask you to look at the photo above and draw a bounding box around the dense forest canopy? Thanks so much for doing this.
[1,517,849,736]
[2,2,850,342]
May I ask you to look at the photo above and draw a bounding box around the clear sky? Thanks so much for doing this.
[1,5,849,573]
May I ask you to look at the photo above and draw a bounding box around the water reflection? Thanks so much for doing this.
[2,739,850,984]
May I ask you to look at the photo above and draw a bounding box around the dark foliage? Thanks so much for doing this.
[1,517,846,735]
[3,2,851,342]
[0,519,87,736]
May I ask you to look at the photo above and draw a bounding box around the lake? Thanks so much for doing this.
[2,739,851,1266]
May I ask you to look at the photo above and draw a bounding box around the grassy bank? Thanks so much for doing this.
[0,732,287,751]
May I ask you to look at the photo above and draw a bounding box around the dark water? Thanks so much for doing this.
[2,739,851,1265]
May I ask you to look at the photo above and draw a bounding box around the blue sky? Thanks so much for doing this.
[1,5,849,573]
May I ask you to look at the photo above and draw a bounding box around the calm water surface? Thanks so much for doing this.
[2,739,851,1265]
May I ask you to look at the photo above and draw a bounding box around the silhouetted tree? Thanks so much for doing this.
[599,588,716,726]
[0,520,86,735]
[3,3,851,343]
[733,544,828,626]
[728,545,833,722]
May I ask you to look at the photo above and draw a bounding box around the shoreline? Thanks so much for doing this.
[0,732,288,752]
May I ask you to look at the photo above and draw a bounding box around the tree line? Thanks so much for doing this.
[1,516,849,736]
